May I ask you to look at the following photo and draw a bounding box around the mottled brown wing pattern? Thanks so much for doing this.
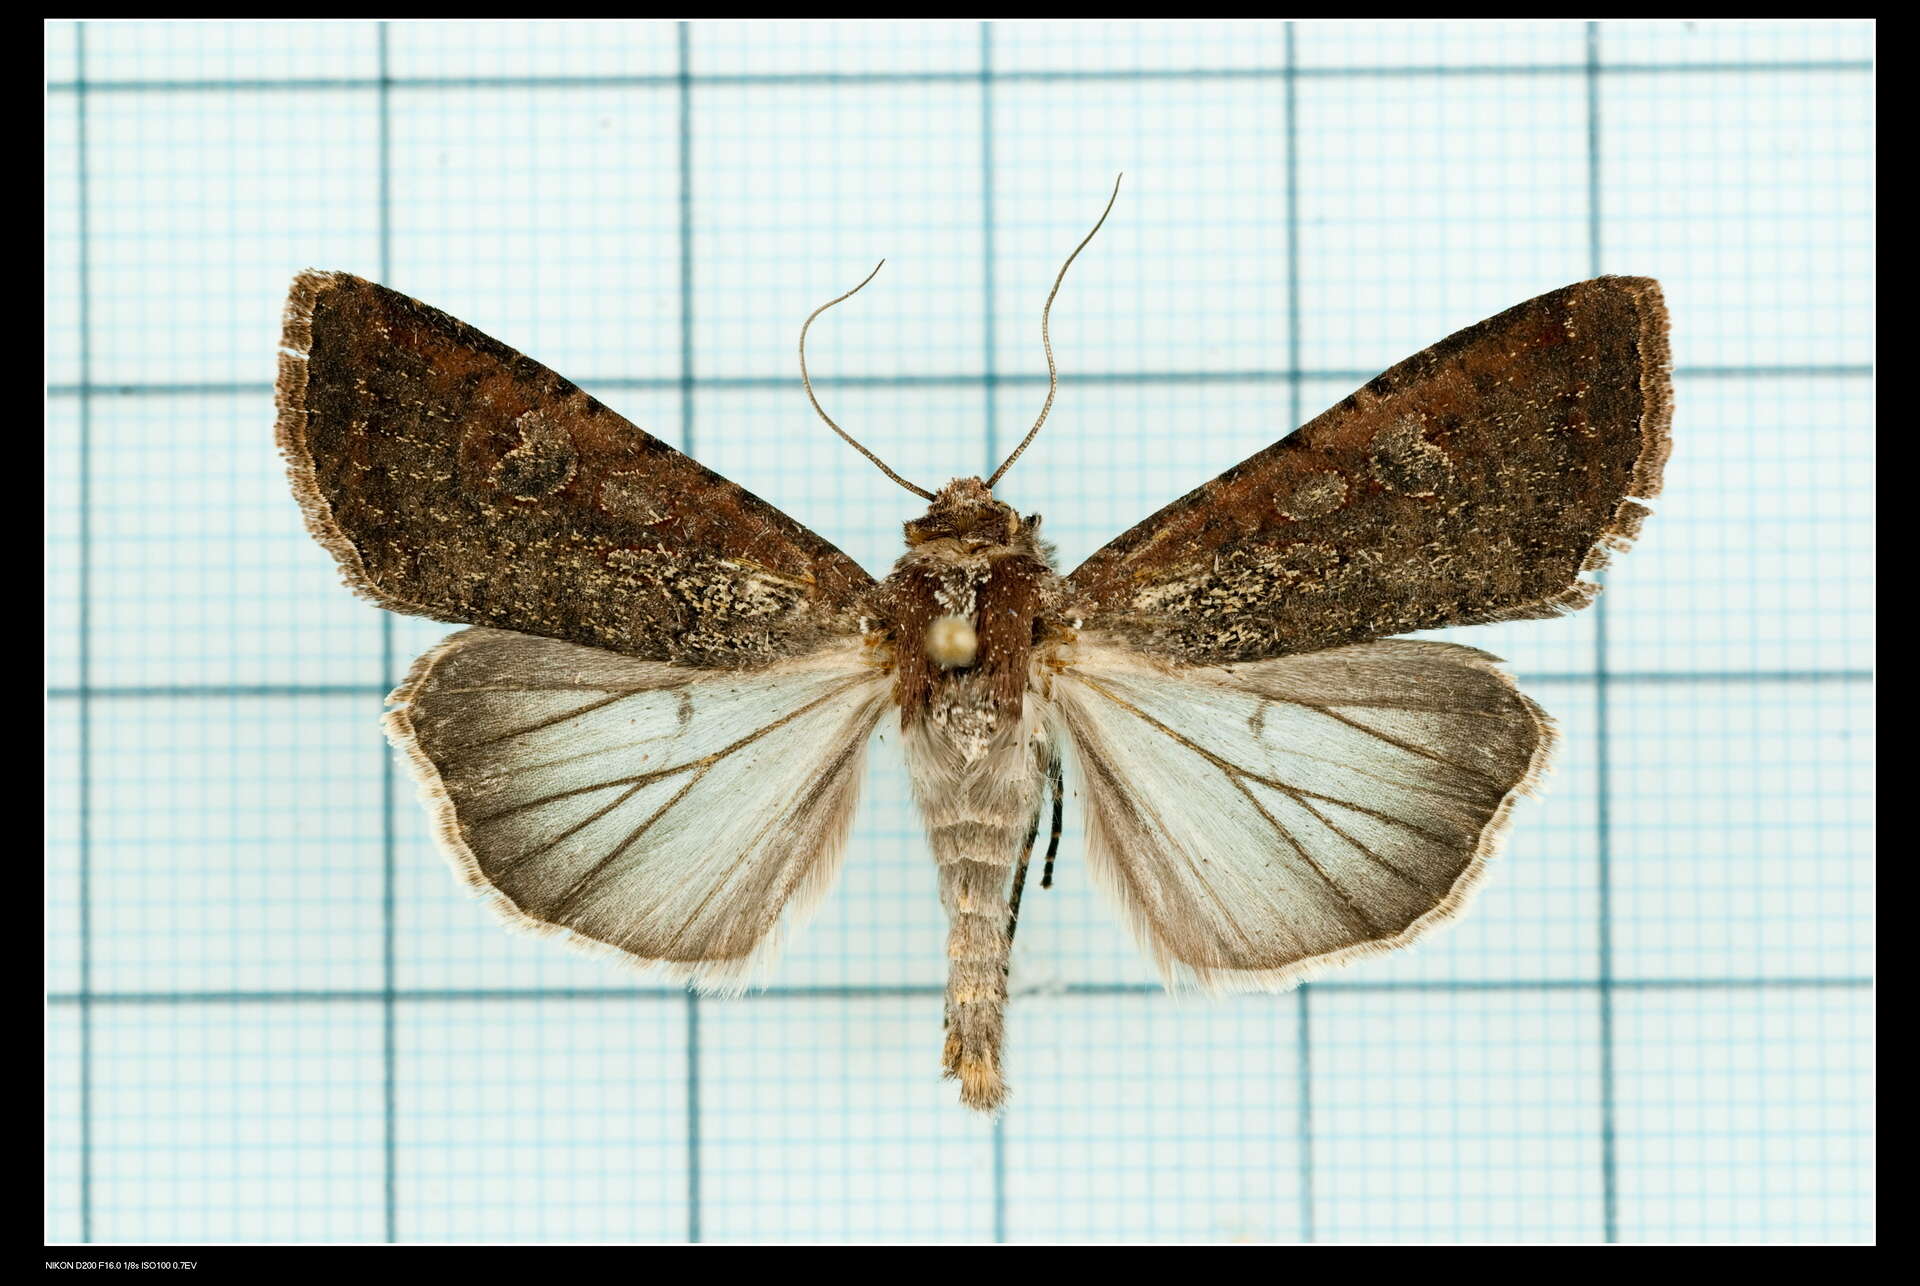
[1067,276,1672,665]
[276,270,874,667]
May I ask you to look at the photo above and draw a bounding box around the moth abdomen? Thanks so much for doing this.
[934,834,1023,1112]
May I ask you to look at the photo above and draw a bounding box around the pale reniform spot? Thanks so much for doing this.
[1368,416,1451,497]
[599,470,665,523]
[1280,471,1349,521]
[493,408,578,498]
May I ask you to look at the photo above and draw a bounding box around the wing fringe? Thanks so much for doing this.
[275,269,441,621]
[1486,275,1673,624]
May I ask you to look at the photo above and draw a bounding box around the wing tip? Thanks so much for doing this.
[1488,275,1673,625]
[1581,274,1674,508]
[1623,276,1674,506]
[275,269,437,622]
[1571,274,1675,615]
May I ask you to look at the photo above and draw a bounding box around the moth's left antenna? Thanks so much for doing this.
[985,173,1123,489]
[799,261,936,501]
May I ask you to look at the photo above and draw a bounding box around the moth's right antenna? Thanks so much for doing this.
[799,261,936,501]
[985,173,1123,489]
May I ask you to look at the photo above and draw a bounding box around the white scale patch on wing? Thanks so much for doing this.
[1052,634,1552,991]
[388,628,890,991]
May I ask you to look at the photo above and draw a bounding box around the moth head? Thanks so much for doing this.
[905,477,1024,548]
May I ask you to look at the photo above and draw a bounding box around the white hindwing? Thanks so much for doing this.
[1053,634,1553,991]
[387,628,890,991]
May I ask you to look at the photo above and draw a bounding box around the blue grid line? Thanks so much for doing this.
[70,16,96,1248]
[43,57,1876,97]
[675,20,704,1244]
[41,360,1877,403]
[1281,24,1319,1243]
[44,670,1876,704]
[372,22,399,1246]
[1583,21,1622,1241]
[45,975,1876,1008]
[977,26,1010,1243]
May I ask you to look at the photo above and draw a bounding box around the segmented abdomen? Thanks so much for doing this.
[931,824,1025,1110]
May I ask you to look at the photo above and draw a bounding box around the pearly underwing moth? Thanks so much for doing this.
[275,190,1670,1113]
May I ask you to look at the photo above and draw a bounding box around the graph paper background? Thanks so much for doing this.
[45,20,1873,1244]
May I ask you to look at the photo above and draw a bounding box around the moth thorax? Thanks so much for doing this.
[926,614,979,670]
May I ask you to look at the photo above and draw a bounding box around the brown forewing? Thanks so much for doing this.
[1067,276,1672,666]
[276,271,874,667]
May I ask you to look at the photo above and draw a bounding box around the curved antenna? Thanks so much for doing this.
[985,173,1123,489]
[798,260,935,501]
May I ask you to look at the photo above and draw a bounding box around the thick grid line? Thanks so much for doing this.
[45,975,1874,1008]
[979,22,1000,480]
[374,21,399,1245]
[42,361,1874,403]
[46,21,1873,1245]
[37,670,1879,702]
[977,24,1010,1245]
[43,57,1874,96]
[1281,22,1318,1245]
[675,20,703,1244]
[1584,22,1622,1243]
[70,17,94,1248]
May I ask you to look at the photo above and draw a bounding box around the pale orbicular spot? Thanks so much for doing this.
[1368,416,1451,497]
[599,470,665,524]
[1279,471,1349,521]
[493,408,577,499]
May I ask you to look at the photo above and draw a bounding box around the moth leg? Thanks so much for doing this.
[1004,785,1045,962]
[1005,747,1064,956]
[1039,751,1064,890]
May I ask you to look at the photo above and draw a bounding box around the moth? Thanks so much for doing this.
[275,188,1670,1113]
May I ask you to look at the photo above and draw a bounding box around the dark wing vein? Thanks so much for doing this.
[1226,775,1383,936]
[1075,675,1479,836]
[490,770,678,882]
[466,674,867,825]
[1295,704,1507,795]
[549,768,710,919]
[1283,788,1444,895]
[446,688,647,756]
